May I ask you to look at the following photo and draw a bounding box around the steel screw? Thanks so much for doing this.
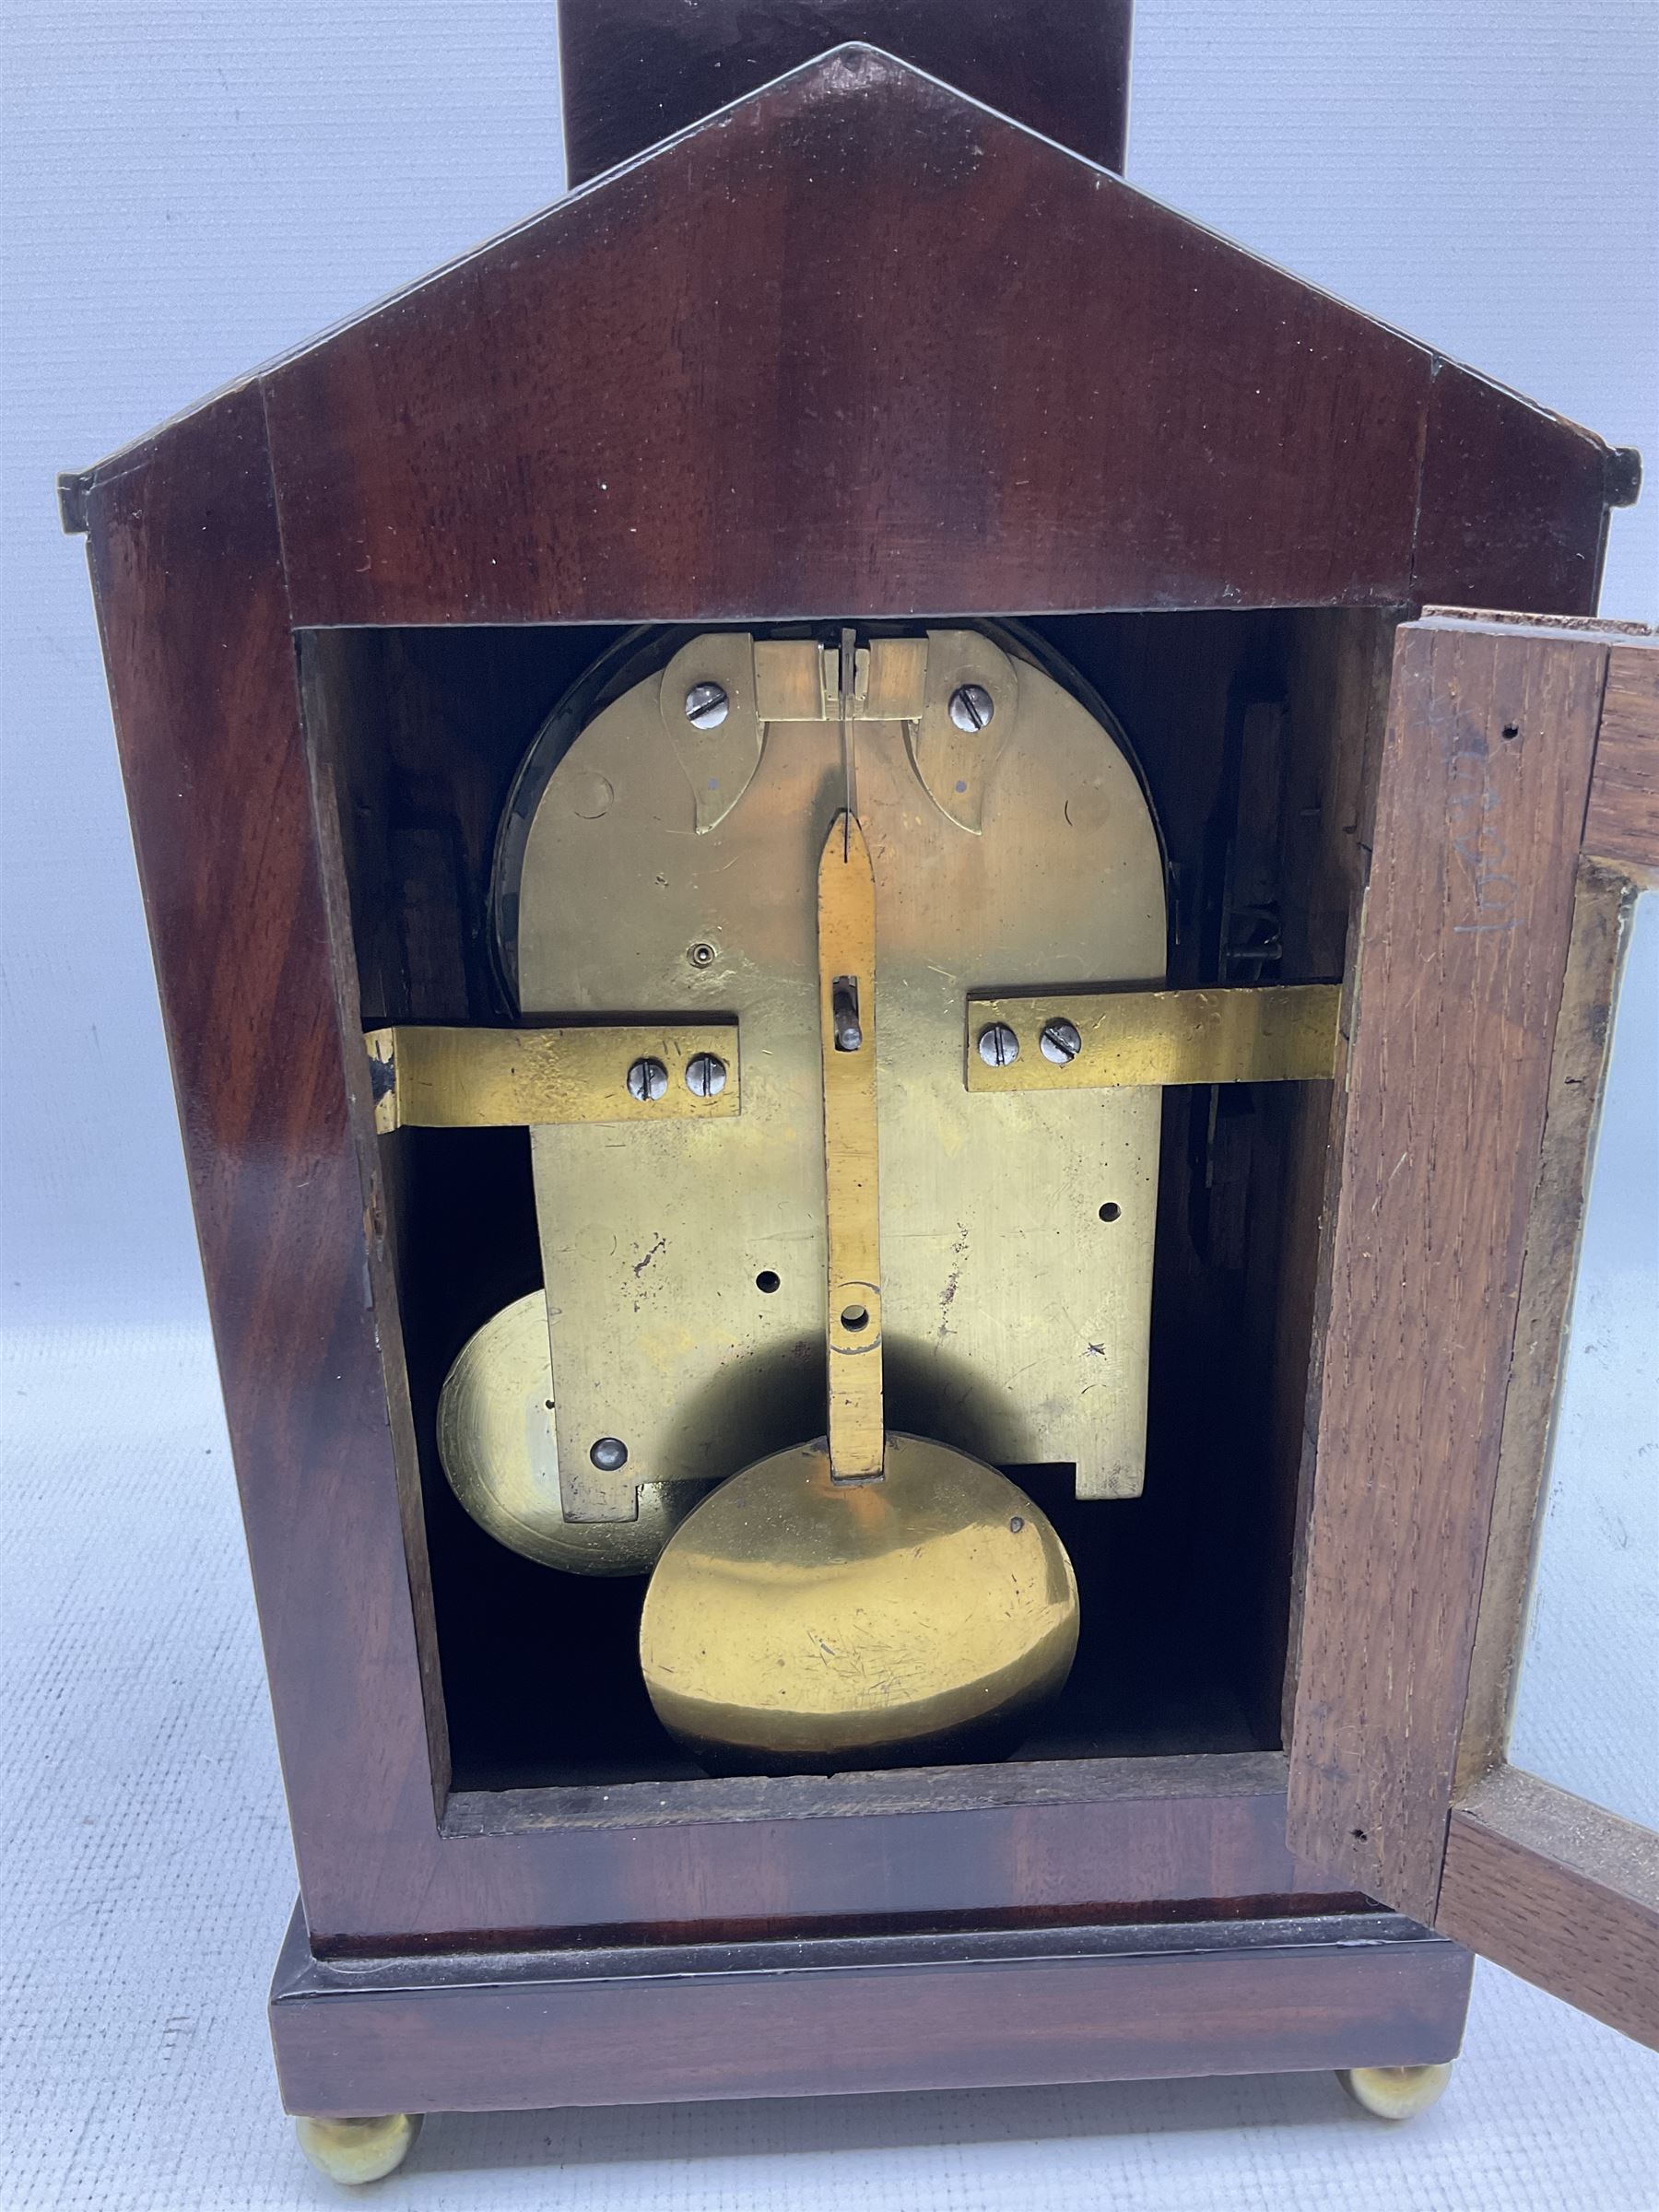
[626,1056,669,1102]
[1041,1018,1083,1065]
[686,1053,727,1099]
[684,681,730,730]
[977,1022,1020,1068]
[949,683,995,733]
[589,1437,629,1472]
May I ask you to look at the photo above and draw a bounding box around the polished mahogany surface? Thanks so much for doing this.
[271,1908,1474,2116]
[558,0,1135,185]
[74,53,1615,633]
[71,47,1618,1997]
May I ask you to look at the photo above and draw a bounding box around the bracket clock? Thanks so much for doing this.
[63,0,1658,2183]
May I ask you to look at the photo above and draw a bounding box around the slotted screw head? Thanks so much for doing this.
[1041,1018,1083,1065]
[949,683,995,733]
[977,1022,1020,1068]
[684,681,730,730]
[686,1053,727,1099]
[626,1056,669,1102]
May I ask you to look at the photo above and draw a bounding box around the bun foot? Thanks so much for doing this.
[1337,2062,1453,2121]
[294,2112,423,2183]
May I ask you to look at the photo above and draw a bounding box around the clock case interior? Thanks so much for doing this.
[302,604,1390,1803]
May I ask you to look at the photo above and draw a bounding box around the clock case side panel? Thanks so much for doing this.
[78,387,454,1945]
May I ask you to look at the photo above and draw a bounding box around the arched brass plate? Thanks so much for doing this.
[639,1433,1079,1772]
[437,1292,709,1575]
[508,629,1166,1516]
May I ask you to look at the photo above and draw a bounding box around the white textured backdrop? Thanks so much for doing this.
[2,3,1655,2206]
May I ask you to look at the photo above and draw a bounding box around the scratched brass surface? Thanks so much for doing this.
[963,984,1341,1091]
[507,632,1166,1518]
[818,814,884,1478]
[436,1291,710,1573]
[639,1434,1079,1771]
[366,1021,739,1135]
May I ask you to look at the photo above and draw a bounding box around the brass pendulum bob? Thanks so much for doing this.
[640,808,1081,1774]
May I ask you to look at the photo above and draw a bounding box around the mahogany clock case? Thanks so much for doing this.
[62,27,1653,2135]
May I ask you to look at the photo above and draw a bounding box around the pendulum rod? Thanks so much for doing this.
[818,807,884,1481]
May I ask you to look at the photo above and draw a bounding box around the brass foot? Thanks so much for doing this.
[1337,2063,1453,2121]
[294,2112,423,2184]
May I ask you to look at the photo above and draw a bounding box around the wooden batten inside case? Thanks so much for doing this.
[300,605,1391,1803]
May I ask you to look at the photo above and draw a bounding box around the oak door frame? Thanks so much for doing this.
[1287,610,1659,2050]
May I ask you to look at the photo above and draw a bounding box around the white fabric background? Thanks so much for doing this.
[2,3,1656,2206]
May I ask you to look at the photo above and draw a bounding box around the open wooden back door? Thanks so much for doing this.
[1287,607,1659,2049]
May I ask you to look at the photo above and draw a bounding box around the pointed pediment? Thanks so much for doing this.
[78,47,1618,621]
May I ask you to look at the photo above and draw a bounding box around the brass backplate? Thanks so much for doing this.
[506,630,1167,1517]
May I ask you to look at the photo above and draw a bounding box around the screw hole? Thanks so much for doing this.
[841,1303,870,1333]
[756,1270,781,1294]
[1501,723,1520,741]
[1098,1203,1122,1223]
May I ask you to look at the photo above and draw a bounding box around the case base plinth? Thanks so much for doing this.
[272,1903,1472,2125]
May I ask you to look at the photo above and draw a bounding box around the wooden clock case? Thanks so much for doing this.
[63,1,1657,2154]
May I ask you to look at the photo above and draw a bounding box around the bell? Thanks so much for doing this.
[437,1289,709,1576]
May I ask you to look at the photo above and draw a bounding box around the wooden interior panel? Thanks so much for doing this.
[1287,617,1609,1922]
[1583,641,1659,877]
[1454,862,1640,1789]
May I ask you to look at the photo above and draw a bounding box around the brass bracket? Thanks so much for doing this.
[964,984,1341,1091]
[366,1023,741,1134]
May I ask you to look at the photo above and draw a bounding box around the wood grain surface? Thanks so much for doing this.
[558,2,1135,185]
[1286,618,1609,1922]
[73,51,1622,2037]
[1439,1768,1659,2050]
[1583,641,1659,877]
[270,1908,1474,2116]
[83,427,1375,1950]
[1411,361,1616,616]
[68,53,1613,629]
[1454,862,1638,1789]
[81,389,457,1924]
